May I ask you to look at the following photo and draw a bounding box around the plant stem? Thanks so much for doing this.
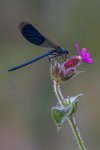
[53,80,66,107]
[54,80,86,150]
[69,115,86,150]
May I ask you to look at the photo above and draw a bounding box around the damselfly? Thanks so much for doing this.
[8,21,69,71]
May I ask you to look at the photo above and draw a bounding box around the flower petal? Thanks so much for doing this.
[81,48,87,53]
[86,58,93,64]
[75,43,93,64]
[85,52,90,58]
[75,43,80,54]
[82,58,93,64]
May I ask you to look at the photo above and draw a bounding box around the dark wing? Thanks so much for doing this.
[19,21,58,49]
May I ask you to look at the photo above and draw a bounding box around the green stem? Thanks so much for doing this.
[69,115,86,150]
[53,80,66,107]
[54,80,86,150]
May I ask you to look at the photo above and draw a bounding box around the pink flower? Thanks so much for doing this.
[75,43,93,64]
[50,42,93,82]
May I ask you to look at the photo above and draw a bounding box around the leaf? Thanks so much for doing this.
[65,93,83,114]
[51,103,72,128]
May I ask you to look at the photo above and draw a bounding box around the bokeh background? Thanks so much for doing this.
[0,0,99,150]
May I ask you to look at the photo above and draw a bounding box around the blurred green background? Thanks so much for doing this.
[0,0,99,149]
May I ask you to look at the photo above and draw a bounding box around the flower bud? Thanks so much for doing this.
[58,66,76,81]
[50,59,61,81]
[64,56,81,68]
[50,58,80,82]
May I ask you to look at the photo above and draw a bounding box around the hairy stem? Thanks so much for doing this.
[54,80,86,150]
[69,115,86,150]
[53,80,66,107]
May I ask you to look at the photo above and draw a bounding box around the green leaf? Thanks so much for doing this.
[65,93,83,114]
[51,103,72,128]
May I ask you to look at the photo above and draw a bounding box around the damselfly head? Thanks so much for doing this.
[56,46,69,55]
[61,48,69,58]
